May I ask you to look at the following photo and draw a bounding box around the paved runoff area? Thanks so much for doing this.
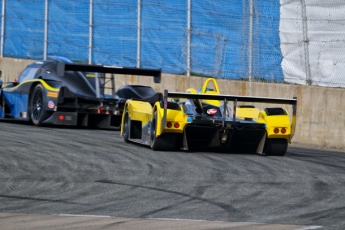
[0,213,321,230]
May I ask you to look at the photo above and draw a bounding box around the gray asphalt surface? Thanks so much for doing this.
[0,121,344,229]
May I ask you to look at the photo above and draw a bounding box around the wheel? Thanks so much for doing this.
[150,110,181,151]
[122,112,130,142]
[264,138,288,156]
[150,111,159,150]
[30,84,49,126]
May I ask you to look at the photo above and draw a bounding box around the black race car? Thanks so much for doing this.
[0,57,161,128]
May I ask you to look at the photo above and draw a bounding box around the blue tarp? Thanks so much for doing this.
[3,0,284,82]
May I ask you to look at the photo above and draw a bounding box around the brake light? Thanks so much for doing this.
[59,115,65,121]
[274,128,279,134]
[98,106,103,114]
[281,127,287,134]
[207,108,218,115]
[167,122,172,128]
[174,123,180,128]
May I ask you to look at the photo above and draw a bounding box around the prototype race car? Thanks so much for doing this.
[0,57,161,128]
[120,78,297,156]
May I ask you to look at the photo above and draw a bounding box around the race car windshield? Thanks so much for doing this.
[17,66,39,83]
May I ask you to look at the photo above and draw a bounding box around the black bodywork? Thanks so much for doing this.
[0,57,161,128]
[163,90,297,154]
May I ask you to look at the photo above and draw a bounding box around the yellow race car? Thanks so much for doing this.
[120,78,297,156]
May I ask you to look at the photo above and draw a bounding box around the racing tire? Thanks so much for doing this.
[263,138,288,156]
[122,112,130,143]
[30,84,49,126]
[150,111,159,150]
[150,110,181,151]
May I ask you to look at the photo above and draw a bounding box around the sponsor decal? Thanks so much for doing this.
[207,108,218,115]
[47,92,58,98]
[48,100,55,109]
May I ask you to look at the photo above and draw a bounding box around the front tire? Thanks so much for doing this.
[30,84,49,126]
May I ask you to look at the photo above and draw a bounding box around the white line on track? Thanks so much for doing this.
[147,217,254,223]
[59,214,112,218]
[58,214,323,229]
[294,226,323,230]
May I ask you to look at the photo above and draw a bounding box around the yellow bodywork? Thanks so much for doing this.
[198,78,221,107]
[235,106,292,142]
[236,107,260,119]
[125,100,152,124]
[153,102,188,136]
[120,99,189,138]
[257,109,292,141]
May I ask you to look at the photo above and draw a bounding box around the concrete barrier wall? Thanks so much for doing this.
[0,57,344,150]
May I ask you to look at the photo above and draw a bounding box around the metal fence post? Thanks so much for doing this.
[301,0,311,85]
[89,0,93,64]
[187,0,191,77]
[137,0,141,68]
[248,0,253,82]
[1,0,5,57]
[44,0,48,60]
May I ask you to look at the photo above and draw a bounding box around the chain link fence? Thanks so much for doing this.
[280,0,345,87]
[0,0,342,87]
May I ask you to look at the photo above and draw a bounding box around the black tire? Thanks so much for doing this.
[151,111,181,151]
[264,138,288,156]
[122,112,130,142]
[30,84,49,126]
[150,111,159,150]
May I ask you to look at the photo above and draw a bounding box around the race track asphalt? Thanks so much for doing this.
[0,121,344,229]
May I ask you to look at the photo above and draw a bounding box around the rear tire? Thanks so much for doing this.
[30,84,49,126]
[264,138,288,156]
[122,112,130,142]
[150,111,160,150]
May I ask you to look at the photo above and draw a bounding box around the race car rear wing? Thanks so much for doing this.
[57,62,161,98]
[57,62,161,83]
[162,90,297,141]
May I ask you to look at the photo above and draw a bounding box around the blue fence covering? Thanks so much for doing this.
[141,1,186,74]
[4,1,44,59]
[191,1,248,79]
[48,1,89,63]
[2,0,284,82]
[252,0,283,82]
[93,1,138,66]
